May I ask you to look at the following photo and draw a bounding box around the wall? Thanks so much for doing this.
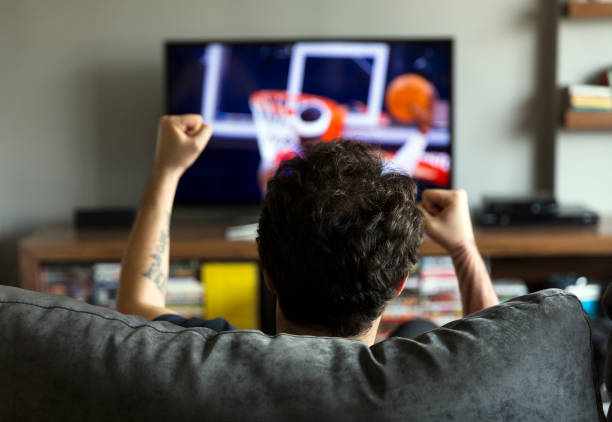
[0,0,555,284]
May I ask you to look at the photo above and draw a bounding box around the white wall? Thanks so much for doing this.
[556,19,612,214]
[0,0,553,283]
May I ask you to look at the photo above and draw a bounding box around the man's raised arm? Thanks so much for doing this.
[116,115,212,320]
[418,189,499,316]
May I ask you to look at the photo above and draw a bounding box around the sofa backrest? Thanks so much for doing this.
[0,286,604,421]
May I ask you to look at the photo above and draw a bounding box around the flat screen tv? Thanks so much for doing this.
[166,39,452,204]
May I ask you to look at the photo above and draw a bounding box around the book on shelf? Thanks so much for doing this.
[41,264,93,302]
[40,260,208,317]
[493,279,528,302]
[377,257,461,340]
[377,257,528,341]
[92,262,121,308]
[419,256,463,327]
[166,260,205,317]
[570,97,612,110]
[378,273,422,336]
[568,84,612,112]
[202,262,259,330]
[166,278,203,304]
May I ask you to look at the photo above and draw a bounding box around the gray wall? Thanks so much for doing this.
[0,0,557,284]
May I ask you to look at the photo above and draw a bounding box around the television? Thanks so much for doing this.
[166,39,452,205]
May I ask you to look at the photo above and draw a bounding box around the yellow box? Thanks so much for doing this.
[202,262,259,330]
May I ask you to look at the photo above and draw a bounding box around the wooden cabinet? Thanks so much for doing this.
[20,219,612,290]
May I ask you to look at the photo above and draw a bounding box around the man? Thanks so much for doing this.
[116,114,498,346]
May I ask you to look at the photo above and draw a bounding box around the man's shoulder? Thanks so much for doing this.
[154,314,236,332]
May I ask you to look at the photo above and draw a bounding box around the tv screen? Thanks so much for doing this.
[166,39,452,204]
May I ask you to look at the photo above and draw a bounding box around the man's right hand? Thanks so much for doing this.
[418,189,475,253]
[153,114,212,177]
[117,114,212,320]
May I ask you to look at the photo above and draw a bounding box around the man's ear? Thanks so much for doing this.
[263,268,276,293]
[395,275,408,296]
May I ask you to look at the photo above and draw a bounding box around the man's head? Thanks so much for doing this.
[257,140,424,337]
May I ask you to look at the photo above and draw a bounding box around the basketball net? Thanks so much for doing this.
[249,90,302,169]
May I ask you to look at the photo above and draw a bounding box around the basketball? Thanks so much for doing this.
[385,73,436,123]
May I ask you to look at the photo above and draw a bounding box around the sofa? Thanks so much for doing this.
[0,285,605,421]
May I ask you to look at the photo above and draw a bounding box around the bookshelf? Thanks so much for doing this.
[556,2,612,211]
[567,2,612,19]
[564,109,612,130]
[561,3,612,130]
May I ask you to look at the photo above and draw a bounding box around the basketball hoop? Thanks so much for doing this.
[249,90,346,168]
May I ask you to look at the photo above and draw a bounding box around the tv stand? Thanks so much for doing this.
[20,219,612,289]
[173,205,261,225]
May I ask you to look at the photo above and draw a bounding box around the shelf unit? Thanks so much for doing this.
[562,3,612,130]
[554,1,612,213]
[567,2,612,19]
[20,220,612,288]
[564,109,612,130]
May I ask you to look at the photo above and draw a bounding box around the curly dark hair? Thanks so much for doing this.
[257,140,424,337]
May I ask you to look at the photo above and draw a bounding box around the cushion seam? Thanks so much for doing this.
[0,300,216,339]
[0,300,288,341]
[0,291,575,343]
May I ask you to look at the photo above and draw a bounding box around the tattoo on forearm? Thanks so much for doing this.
[141,215,170,295]
[451,242,497,314]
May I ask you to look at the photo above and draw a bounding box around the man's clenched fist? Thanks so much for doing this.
[418,189,475,253]
[154,114,212,176]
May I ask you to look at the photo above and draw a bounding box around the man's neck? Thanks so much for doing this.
[275,308,381,347]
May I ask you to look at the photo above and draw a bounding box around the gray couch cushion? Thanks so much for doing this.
[0,286,603,421]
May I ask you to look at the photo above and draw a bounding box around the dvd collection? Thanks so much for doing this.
[377,256,527,341]
[41,261,204,316]
[41,258,527,337]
